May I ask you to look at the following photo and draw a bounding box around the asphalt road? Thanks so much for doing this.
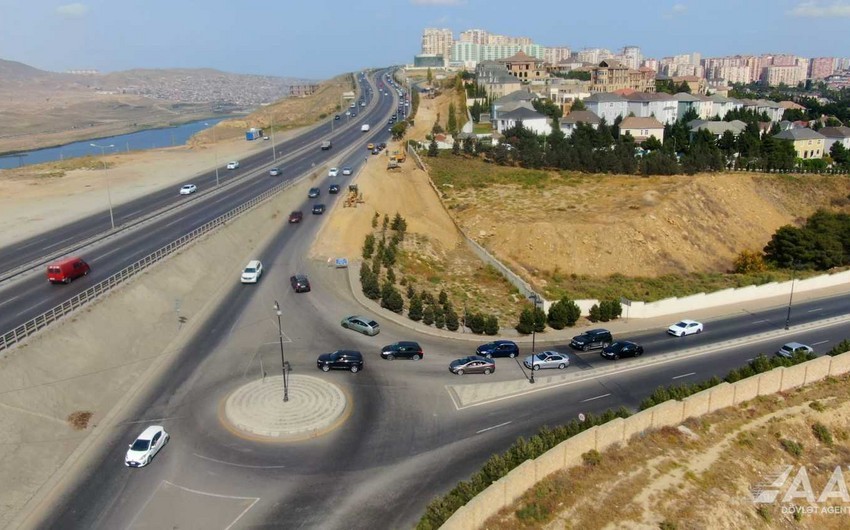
[0,69,401,337]
[21,71,850,529]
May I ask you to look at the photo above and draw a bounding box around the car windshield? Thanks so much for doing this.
[130,439,150,451]
[674,321,688,327]
[244,268,256,274]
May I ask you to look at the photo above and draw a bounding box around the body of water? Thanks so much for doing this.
[0,117,227,170]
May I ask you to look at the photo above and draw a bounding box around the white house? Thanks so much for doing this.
[625,92,679,124]
[619,116,665,143]
[819,126,850,152]
[674,93,713,120]
[495,106,552,135]
[559,110,601,137]
[584,93,628,125]
[708,94,742,119]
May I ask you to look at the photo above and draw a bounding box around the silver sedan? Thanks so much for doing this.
[523,351,570,371]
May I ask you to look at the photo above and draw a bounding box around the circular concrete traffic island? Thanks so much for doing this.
[222,374,349,442]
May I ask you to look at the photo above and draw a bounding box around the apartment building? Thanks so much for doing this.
[421,28,454,64]
[765,64,808,87]
[809,57,837,80]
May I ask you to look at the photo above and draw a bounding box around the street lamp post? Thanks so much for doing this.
[90,143,116,230]
[270,113,277,161]
[273,301,289,402]
[785,261,797,330]
[529,293,542,384]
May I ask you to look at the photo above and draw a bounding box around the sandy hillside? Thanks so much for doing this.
[432,165,850,280]
[487,373,850,530]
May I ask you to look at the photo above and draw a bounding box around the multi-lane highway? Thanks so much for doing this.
[7,69,850,529]
[0,70,398,338]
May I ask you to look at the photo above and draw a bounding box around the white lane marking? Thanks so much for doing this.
[0,295,20,308]
[811,340,830,346]
[580,393,611,403]
[752,319,768,324]
[164,480,261,501]
[193,452,288,469]
[476,421,512,434]
[165,216,190,228]
[225,496,261,530]
[96,245,126,260]
[746,358,754,362]
[807,308,823,313]
[672,372,696,380]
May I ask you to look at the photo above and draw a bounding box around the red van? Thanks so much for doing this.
[47,257,91,284]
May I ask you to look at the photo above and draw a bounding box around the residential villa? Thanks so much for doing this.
[559,110,601,137]
[494,106,551,135]
[773,128,827,159]
[589,60,655,94]
[619,116,665,142]
[584,92,628,125]
[688,119,748,139]
[819,126,850,152]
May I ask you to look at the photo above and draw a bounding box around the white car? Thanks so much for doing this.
[342,167,353,176]
[125,425,169,467]
[226,161,240,170]
[776,342,813,359]
[667,319,704,337]
[328,167,339,177]
[523,351,570,371]
[241,260,263,284]
[179,184,197,195]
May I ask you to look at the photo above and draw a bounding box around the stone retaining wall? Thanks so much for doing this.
[439,351,850,530]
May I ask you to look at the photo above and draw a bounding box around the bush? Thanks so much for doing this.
[434,307,446,329]
[588,303,601,322]
[484,314,499,335]
[548,296,581,329]
[734,249,767,273]
[422,306,435,326]
[533,306,546,332]
[812,422,833,446]
[362,234,375,259]
[384,290,404,313]
[516,308,535,334]
[582,449,602,466]
[406,284,416,299]
[386,267,396,284]
[438,289,448,305]
[515,503,549,523]
[779,438,803,457]
[467,312,486,334]
[445,307,460,331]
[408,294,423,321]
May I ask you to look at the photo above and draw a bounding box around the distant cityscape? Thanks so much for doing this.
[416,27,850,90]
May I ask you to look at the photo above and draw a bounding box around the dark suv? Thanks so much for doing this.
[570,329,613,351]
[381,341,423,360]
[317,350,364,373]
[476,340,519,359]
[290,274,311,293]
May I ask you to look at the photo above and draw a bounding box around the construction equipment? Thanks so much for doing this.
[387,161,400,171]
[343,184,364,208]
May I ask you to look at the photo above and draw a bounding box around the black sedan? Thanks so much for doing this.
[600,341,644,360]
[317,350,364,373]
[312,204,326,215]
[329,184,340,194]
[290,274,311,293]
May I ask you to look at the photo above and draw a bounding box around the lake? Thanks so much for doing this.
[0,118,227,170]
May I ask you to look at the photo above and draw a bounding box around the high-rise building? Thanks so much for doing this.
[576,48,613,64]
[543,46,572,65]
[621,46,642,69]
[421,28,454,64]
[809,57,837,79]
[459,29,488,45]
[765,64,807,87]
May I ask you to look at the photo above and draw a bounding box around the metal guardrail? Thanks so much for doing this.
[0,177,297,354]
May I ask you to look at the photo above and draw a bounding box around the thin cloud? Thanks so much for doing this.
[789,1,850,17]
[662,3,687,19]
[56,3,89,17]
[411,0,465,5]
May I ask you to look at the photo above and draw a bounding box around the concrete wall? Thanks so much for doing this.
[576,270,850,319]
[439,351,850,530]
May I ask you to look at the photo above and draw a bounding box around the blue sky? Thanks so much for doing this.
[0,0,847,79]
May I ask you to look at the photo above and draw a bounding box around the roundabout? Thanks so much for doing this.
[222,374,350,441]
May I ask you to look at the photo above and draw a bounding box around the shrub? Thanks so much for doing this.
[809,400,826,412]
[779,438,803,457]
[548,296,581,329]
[434,308,446,329]
[386,267,396,284]
[588,303,601,322]
[438,289,448,305]
[423,306,435,326]
[515,503,549,523]
[812,422,833,445]
[408,294,423,321]
[384,290,404,313]
[582,449,602,466]
[445,307,460,331]
[362,234,375,259]
[516,308,535,334]
[484,314,499,335]
[467,312,486,334]
[734,249,767,273]
[533,306,546,332]
[406,284,415,299]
